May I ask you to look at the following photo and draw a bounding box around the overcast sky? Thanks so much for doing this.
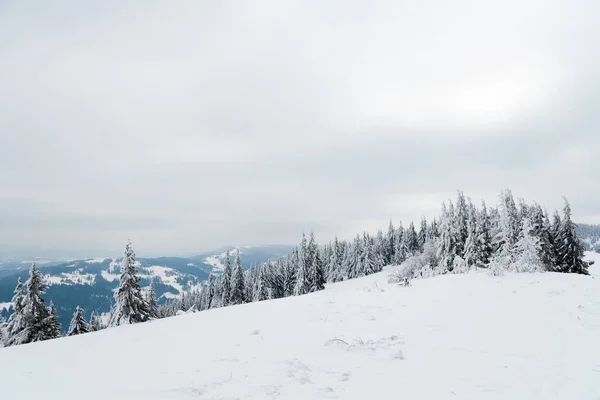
[0,0,598,257]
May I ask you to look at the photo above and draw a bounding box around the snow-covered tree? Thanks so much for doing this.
[205,272,216,309]
[221,251,232,306]
[253,265,270,301]
[327,236,344,282]
[47,301,62,339]
[393,223,407,265]
[230,249,246,305]
[3,277,26,346]
[418,217,428,251]
[385,220,396,264]
[89,312,103,332]
[66,306,89,336]
[294,234,310,295]
[556,199,589,275]
[109,240,151,327]
[17,264,61,344]
[405,222,420,256]
[306,232,326,292]
[513,218,544,273]
[147,279,159,318]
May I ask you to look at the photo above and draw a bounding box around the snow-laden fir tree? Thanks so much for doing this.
[393,223,407,265]
[147,279,159,318]
[512,218,544,273]
[108,240,151,327]
[283,249,298,297]
[557,199,589,275]
[437,203,456,270]
[363,233,382,275]
[327,236,344,283]
[221,250,232,306]
[344,235,363,279]
[205,272,216,309]
[253,265,270,301]
[229,249,246,305]
[67,306,89,336]
[89,312,103,332]
[405,222,420,256]
[47,301,62,339]
[4,277,26,346]
[454,191,470,258]
[306,232,326,292]
[294,234,310,295]
[17,264,61,344]
[386,220,396,265]
[418,217,428,251]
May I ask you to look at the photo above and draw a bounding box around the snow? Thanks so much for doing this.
[85,258,108,264]
[0,301,12,312]
[44,272,96,286]
[1,253,599,399]
[143,266,185,295]
[186,263,197,267]
[100,270,120,283]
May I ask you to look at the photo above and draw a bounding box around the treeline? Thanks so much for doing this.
[0,189,591,347]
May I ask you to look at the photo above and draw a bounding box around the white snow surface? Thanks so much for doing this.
[0,301,12,312]
[1,253,599,399]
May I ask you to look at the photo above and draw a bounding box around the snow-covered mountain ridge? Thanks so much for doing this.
[0,245,293,329]
[1,252,598,399]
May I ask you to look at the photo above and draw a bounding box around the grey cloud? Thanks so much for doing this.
[0,0,598,256]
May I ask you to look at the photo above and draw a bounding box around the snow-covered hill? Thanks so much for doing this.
[1,254,599,399]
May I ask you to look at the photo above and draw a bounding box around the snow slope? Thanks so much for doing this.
[1,254,599,399]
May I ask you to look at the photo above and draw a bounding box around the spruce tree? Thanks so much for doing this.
[386,220,396,264]
[89,312,103,332]
[306,232,326,292]
[147,279,159,318]
[67,306,89,336]
[46,301,62,339]
[4,277,26,346]
[19,264,59,343]
[221,250,232,306]
[405,222,420,256]
[294,234,310,295]
[327,236,344,282]
[557,199,589,275]
[230,249,246,304]
[254,265,270,301]
[454,191,470,258]
[393,223,407,265]
[108,240,151,327]
[418,217,428,251]
[283,251,298,297]
[513,218,544,273]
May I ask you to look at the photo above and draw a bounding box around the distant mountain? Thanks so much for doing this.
[0,245,293,331]
[576,223,600,253]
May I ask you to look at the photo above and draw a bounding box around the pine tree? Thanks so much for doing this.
[46,301,62,339]
[66,306,89,336]
[305,232,326,292]
[363,233,381,275]
[221,250,232,306]
[393,223,407,265]
[147,279,159,318]
[454,191,470,258]
[513,218,544,273]
[19,264,59,343]
[405,222,420,256]
[418,217,428,251]
[109,240,151,327]
[327,237,343,282]
[345,235,363,278]
[438,203,456,269]
[230,249,246,305]
[386,220,396,264]
[89,312,103,332]
[294,234,310,295]
[557,199,589,275]
[477,201,494,266]
[206,272,216,309]
[254,265,270,301]
[283,251,298,297]
[4,277,26,346]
